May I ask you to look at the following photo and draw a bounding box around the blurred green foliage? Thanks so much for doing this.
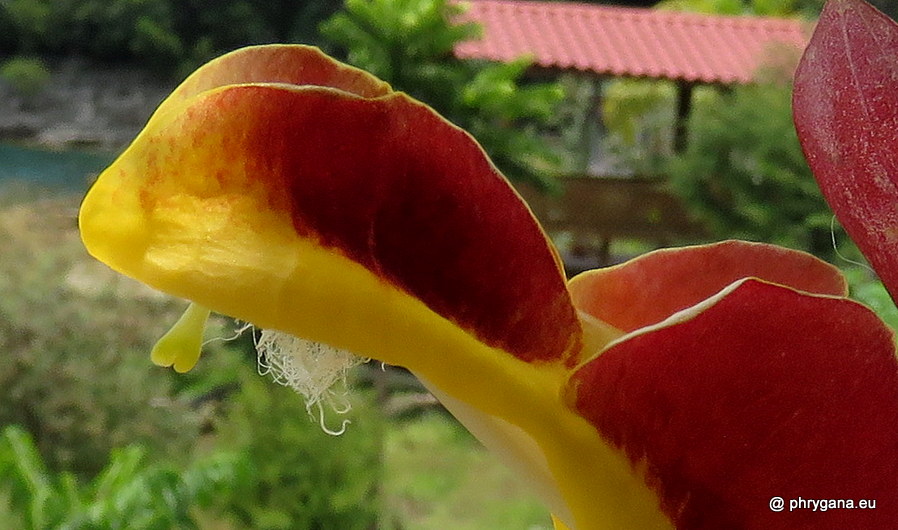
[667,83,838,257]
[843,265,898,332]
[320,0,478,86]
[0,0,343,76]
[381,411,552,529]
[0,56,50,99]
[321,0,565,189]
[0,424,246,529]
[658,0,824,16]
[599,79,678,176]
[213,373,382,529]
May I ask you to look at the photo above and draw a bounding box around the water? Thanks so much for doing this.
[0,143,116,193]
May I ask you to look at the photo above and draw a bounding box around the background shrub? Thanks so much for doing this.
[666,82,838,257]
[0,56,50,99]
[0,424,247,529]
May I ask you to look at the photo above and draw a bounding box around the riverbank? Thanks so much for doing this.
[0,142,114,192]
[0,56,174,150]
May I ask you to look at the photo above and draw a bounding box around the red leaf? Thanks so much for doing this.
[793,0,898,299]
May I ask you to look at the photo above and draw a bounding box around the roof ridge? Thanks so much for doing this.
[461,0,806,24]
[454,0,810,83]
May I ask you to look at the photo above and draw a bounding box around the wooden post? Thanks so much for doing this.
[572,75,605,174]
[674,81,695,153]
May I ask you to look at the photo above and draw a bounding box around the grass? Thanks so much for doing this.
[383,412,552,530]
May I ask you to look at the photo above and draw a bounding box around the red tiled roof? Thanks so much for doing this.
[453,0,810,83]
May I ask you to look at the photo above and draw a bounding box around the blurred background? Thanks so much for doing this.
[2,0,898,528]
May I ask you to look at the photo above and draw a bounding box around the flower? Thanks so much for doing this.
[80,40,898,528]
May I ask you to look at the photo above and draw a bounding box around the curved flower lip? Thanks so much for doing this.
[569,275,898,529]
[592,276,843,356]
[568,240,847,335]
[559,241,898,528]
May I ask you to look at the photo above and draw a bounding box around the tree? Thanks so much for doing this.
[0,1,344,76]
[321,0,565,189]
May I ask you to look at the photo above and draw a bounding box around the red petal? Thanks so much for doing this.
[568,241,846,332]
[570,279,898,528]
[105,84,580,364]
[793,0,898,299]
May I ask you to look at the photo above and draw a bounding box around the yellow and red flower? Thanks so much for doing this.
[81,6,898,526]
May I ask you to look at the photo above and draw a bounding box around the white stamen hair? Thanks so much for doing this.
[250,326,366,435]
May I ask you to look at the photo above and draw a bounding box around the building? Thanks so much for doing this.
[453,0,810,266]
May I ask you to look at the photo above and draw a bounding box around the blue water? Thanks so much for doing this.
[0,143,116,192]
